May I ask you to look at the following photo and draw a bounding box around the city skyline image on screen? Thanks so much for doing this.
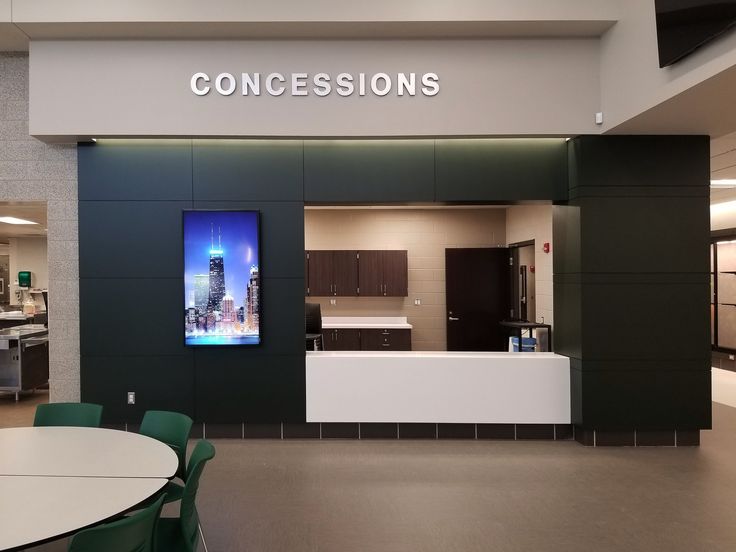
[183,210,260,346]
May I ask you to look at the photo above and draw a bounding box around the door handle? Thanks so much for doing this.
[448,316,460,321]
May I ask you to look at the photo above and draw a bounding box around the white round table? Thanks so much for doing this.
[0,427,178,551]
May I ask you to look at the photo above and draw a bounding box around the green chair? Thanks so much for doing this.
[33,402,103,428]
[156,440,216,552]
[68,494,165,552]
[139,410,193,482]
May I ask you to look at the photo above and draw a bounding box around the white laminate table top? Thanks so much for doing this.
[0,426,178,478]
[0,475,168,551]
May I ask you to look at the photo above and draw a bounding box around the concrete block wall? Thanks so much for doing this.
[0,53,79,402]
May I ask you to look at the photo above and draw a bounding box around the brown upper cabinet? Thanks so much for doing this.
[358,250,408,297]
[305,249,408,297]
[306,250,358,296]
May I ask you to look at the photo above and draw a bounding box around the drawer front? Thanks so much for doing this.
[360,329,412,351]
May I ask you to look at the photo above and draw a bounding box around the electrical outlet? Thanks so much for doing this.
[330,299,336,306]
[414,298,421,306]
[127,391,135,405]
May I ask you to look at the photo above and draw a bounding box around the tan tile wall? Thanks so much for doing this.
[305,208,507,351]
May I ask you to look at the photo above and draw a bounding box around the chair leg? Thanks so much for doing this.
[198,523,210,552]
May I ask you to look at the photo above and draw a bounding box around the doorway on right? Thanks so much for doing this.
[509,240,536,323]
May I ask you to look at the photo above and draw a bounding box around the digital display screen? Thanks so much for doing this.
[656,0,736,67]
[183,210,260,346]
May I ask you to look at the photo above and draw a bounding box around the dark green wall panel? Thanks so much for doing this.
[574,368,711,430]
[79,201,190,278]
[304,140,434,203]
[193,140,303,201]
[555,135,711,432]
[81,355,195,424]
[78,142,193,201]
[436,138,567,202]
[579,281,710,361]
[80,278,188,357]
[569,135,710,189]
[578,196,710,274]
[193,353,306,422]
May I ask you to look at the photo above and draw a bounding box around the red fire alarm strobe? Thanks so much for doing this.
[543,242,550,254]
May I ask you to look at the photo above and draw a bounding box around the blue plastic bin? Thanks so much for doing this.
[511,337,537,352]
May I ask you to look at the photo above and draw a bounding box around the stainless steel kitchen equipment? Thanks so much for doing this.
[0,324,49,401]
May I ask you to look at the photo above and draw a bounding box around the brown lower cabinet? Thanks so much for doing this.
[321,328,412,351]
[360,329,412,351]
[321,329,361,351]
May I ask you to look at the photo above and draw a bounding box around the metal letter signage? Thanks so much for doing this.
[191,72,440,97]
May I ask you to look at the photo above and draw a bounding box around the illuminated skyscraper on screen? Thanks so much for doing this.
[207,224,226,312]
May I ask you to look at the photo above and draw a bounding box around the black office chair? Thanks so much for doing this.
[305,303,323,351]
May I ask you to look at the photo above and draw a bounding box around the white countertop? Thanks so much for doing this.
[307,351,561,359]
[321,316,412,329]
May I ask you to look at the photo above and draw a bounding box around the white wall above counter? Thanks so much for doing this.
[321,316,412,329]
[306,351,571,424]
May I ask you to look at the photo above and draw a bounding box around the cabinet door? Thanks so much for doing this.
[359,329,385,350]
[358,250,384,296]
[388,329,412,350]
[332,250,359,296]
[334,329,361,350]
[306,250,333,296]
[383,250,408,297]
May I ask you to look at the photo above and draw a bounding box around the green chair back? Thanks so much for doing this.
[33,402,103,428]
[139,410,193,481]
[180,440,216,551]
[68,494,165,552]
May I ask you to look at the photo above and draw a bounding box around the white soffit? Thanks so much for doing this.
[1,0,617,48]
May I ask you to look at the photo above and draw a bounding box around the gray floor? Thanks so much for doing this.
[33,403,736,551]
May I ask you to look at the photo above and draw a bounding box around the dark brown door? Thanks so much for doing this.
[307,251,333,296]
[446,247,510,351]
[332,250,358,296]
[383,250,408,296]
[358,250,384,296]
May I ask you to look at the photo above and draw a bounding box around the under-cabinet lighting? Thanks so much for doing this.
[711,179,736,188]
[0,217,38,225]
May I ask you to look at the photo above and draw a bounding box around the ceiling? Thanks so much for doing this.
[0,202,48,242]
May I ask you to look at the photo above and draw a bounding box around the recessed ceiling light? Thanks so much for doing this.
[0,217,38,225]
[711,179,736,188]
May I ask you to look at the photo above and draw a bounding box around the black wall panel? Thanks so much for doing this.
[304,140,434,203]
[193,353,306,422]
[78,142,193,201]
[81,356,195,422]
[79,201,190,279]
[435,138,567,202]
[192,140,303,201]
[80,278,189,357]
[77,136,711,433]
[555,135,711,431]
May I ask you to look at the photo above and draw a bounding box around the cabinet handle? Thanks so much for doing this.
[382,343,390,347]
